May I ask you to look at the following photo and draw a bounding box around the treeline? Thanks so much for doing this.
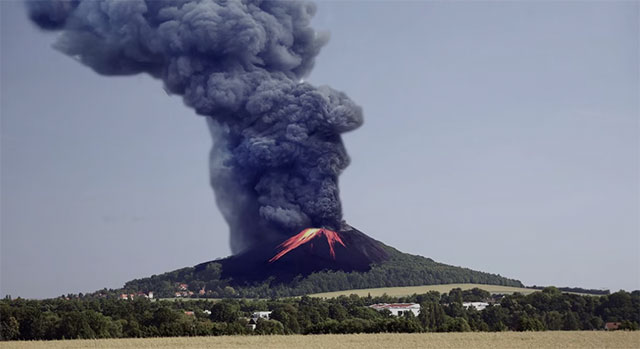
[122,249,523,298]
[529,286,610,296]
[2,287,638,341]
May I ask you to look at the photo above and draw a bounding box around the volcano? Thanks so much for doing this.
[269,228,346,262]
[123,223,523,298]
[28,0,525,301]
[199,224,389,282]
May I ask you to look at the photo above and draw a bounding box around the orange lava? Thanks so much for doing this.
[269,228,346,263]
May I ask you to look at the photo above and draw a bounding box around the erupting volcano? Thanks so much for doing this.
[26,0,525,294]
[213,224,389,282]
[27,0,390,280]
[269,228,346,262]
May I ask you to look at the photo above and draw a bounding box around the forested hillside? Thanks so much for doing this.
[122,245,523,298]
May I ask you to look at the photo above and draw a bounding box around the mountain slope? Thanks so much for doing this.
[121,227,522,298]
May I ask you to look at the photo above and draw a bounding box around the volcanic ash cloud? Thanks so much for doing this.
[27,0,363,253]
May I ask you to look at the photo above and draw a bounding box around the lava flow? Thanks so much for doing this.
[269,228,346,263]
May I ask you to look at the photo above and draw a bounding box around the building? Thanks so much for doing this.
[251,311,272,320]
[604,322,621,331]
[246,311,273,331]
[120,292,153,300]
[247,318,258,331]
[369,303,421,316]
[174,290,193,298]
[462,302,490,311]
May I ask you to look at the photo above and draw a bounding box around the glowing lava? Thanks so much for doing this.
[269,228,346,263]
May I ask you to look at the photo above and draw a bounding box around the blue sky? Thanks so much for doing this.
[1,0,638,298]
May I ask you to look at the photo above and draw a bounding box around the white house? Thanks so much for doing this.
[247,318,258,331]
[247,311,273,331]
[369,303,421,316]
[251,311,272,320]
[462,302,490,311]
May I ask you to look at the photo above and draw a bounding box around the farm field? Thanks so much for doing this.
[2,332,638,349]
[156,283,594,301]
[308,283,543,298]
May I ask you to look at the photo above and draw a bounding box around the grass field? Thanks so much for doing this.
[307,283,543,298]
[2,332,638,349]
[157,283,592,301]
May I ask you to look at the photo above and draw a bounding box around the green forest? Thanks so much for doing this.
[2,287,638,340]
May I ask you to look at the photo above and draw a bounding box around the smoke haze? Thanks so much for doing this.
[27,0,363,253]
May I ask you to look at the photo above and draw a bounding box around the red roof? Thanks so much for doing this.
[605,322,621,330]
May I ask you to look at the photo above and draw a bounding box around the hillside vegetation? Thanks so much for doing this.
[121,245,522,298]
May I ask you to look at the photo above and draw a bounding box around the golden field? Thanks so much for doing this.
[156,283,595,301]
[158,284,536,302]
[2,332,639,349]
[308,283,543,298]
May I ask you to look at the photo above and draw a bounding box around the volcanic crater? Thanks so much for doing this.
[197,224,389,282]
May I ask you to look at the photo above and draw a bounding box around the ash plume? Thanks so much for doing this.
[27,0,363,253]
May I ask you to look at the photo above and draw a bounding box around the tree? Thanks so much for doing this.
[254,319,284,335]
[271,304,301,334]
[542,287,562,296]
[517,315,545,331]
[419,302,447,331]
[415,291,441,304]
[448,288,463,304]
[562,311,580,331]
[328,304,348,321]
[446,302,466,318]
[585,316,604,330]
[209,302,239,323]
[84,310,116,338]
[121,318,142,338]
[1,316,20,340]
[152,307,179,328]
[482,305,508,331]
[543,311,563,330]
[58,312,95,339]
[339,318,372,333]
[443,317,471,332]
[618,320,639,330]
[463,288,491,302]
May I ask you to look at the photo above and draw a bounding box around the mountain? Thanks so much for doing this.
[216,225,389,283]
[120,225,523,298]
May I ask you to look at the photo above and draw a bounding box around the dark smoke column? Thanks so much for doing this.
[27,0,363,253]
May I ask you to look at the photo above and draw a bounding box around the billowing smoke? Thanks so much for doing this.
[27,0,363,253]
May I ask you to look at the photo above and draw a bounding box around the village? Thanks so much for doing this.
[109,283,632,332]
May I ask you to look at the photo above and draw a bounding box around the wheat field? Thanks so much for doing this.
[2,332,638,349]
[155,284,589,301]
